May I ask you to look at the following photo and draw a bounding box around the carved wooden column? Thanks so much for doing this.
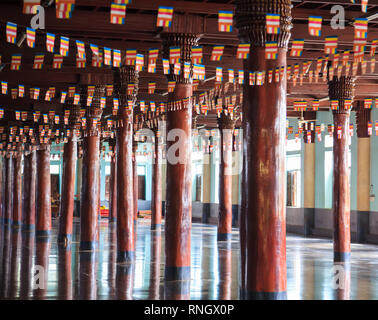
[80,85,104,250]
[151,127,162,230]
[132,139,138,224]
[217,113,235,241]
[328,75,356,262]
[22,148,36,231]
[58,134,78,247]
[36,144,51,237]
[235,0,292,299]
[109,138,117,223]
[355,102,371,243]
[114,66,137,262]
[4,154,13,225]
[12,148,22,228]
[161,28,201,281]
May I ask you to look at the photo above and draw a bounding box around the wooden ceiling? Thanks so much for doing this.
[0,0,378,128]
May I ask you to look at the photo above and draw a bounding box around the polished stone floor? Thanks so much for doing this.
[1,217,378,300]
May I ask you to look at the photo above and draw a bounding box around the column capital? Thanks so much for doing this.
[218,112,236,130]
[328,76,356,115]
[161,33,201,84]
[234,0,292,49]
[355,101,371,138]
[82,84,105,137]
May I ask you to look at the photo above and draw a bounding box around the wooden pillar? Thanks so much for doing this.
[36,144,51,237]
[328,75,355,262]
[114,66,137,262]
[80,85,104,250]
[148,232,161,299]
[109,139,117,222]
[217,113,235,241]
[162,31,200,281]
[79,252,97,299]
[235,0,292,299]
[33,239,51,299]
[12,151,22,228]
[355,104,371,242]
[58,136,77,246]
[22,149,36,231]
[132,140,138,225]
[4,155,13,225]
[151,128,162,230]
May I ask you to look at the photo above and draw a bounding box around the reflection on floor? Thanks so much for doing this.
[1,218,378,300]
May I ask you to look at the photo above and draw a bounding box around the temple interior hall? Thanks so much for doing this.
[1,0,378,301]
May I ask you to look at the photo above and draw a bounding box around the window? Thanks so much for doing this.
[286,139,301,152]
[286,155,301,207]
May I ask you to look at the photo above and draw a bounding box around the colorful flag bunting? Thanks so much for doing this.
[211,45,224,61]
[113,49,121,67]
[265,41,278,59]
[218,11,233,32]
[60,36,69,57]
[23,0,40,14]
[126,49,137,65]
[236,43,250,59]
[290,39,304,57]
[148,82,156,94]
[26,27,36,48]
[46,33,55,52]
[76,40,85,59]
[169,47,181,64]
[354,18,368,39]
[110,3,126,24]
[192,46,203,64]
[104,48,112,66]
[53,54,63,69]
[135,53,144,71]
[324,36,338,54]
[56,0,75,19]
[308,16,322,37]
[11,54,22,71]
[157,6,173,27]
[266,13,280,34]
[6,22,17,44]
[33,53,44,69]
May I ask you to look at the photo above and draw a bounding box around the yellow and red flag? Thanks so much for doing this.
[11,54,22,71]
[169,47,181,64]
[157,6,173,27]
[110,3,126,24]
[26,27,35,48]
[56,0,75,19]
[192,46,203,64]
[290,39,304,57]
[211,45,224,61]
[33,53,44,69]
[354,18,368,39]
[6,22,17,44]
[308,16,322,37]
[324,36,338,54]
[60,36,70,57]
[266,13,280,34]
[218,11,233,32]
[236,43,250,59]
[265,41,278,60]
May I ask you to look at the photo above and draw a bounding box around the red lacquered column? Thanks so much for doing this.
[114,66,137,262]
[4,155,13,225]
[162,32,200,281]
[36,144,51,237]
[151,128,162,230]
[22,149,36,231]
[217,114,235,241]
[33,239,51,300]
[235,0,292,299]
[57,246,73,299]
[12,152,22,228]
[328,76,355,262]
[148,232,161,299]
[133,140,138,224]
[80,85,104,251]
[109,139,117,223]
[58,136,77,246]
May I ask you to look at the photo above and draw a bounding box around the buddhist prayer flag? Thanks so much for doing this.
[23,0,40,14]
[90,44,99,56]
[290,39,304,57]
[100,97,106,109]
[228,69,234,83]
[73,93,80,105]
[183,62,190,79]
[361,0,368,13]
[148,48,159,65]
[265,41,278,59]
[46,33,55,52]
[127,83,134,95]
[126,49,137,65]
[104,48,112,65]
[218,11,233,32]
[26,28,36,48]
[249,72,255,86]
[87,95,93,107]
[148,63,156,73]
[312,100,320,111]
[53,54,63,69]
[192,46,203,64]
[106,85,113,96]
[110,3,126,24]
[211,45,224,61]
[162,59,170,74]
[236,43,250,59]
[76,40,85,59]
[56,0,75,19]
[148,82,156,94]
[60,91,67,103]
[325,36,338,54]
[168,81,176,92]
[238,70,244,84]
[76,55,86,68]
[33,53,44,69]
[18,85,25,98]
[308,16,322,37]
[60,36,70,56]
[370,39,378,56]
[354,38,366,53]
[342,50,350,65]
[6,22,17,44]
[113,49,121,67]
[173,62,180,75]
[157,6,173,27]
[354,18,368,39]
[216,67,223,82]
[193,64,205,80]
[266,13,280,34]
[368,121,373,136]
[135,54,144,71]
[365,98,373,109]
[32,88,40,100]
[331,100,339,110]
[169,47,180,64]
[11,54,22,71]
[68,86,75,97]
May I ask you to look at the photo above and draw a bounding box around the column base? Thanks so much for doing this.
[117,251,135,262]
[242,290,287,300]
[12,221,21,229]
[151,224,161,231]
[22,224,35,232]
[165,266,191,281]
[36,230,51,237]
[80,241,97,251]
[217,233,232,241]
[334,252,351,262]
